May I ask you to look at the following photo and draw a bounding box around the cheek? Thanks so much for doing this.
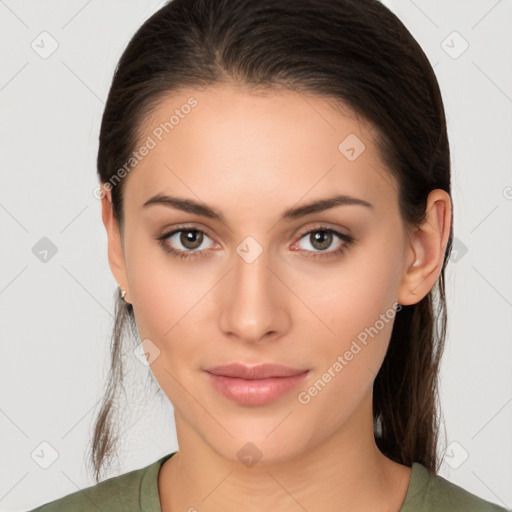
[296,238,402,401]
[125,229,204,338]
[125,237,215,387]
[126,252,203,404]
[294,279,398,438]
[306,240,402,346]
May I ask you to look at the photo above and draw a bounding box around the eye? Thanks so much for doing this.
[292,225,355,259]
[156,227,217,260]
[156,224,355,261]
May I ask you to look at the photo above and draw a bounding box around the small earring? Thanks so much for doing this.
[119,286,128,302]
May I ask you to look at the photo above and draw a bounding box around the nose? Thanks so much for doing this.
[218,244,290,344]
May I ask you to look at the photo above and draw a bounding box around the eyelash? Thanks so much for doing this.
[156,225,355,261]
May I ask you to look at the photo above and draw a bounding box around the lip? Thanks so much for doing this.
[204,363,310,406]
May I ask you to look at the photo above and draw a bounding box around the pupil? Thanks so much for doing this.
[312,231,332,250]
[181,230,202,249]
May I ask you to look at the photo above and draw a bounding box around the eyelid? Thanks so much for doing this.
[295,221,352,238]
[160,223,217,242]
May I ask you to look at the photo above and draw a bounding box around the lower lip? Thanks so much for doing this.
[205,371,310,406]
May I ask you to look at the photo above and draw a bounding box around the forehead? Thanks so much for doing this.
[124,85,398,218]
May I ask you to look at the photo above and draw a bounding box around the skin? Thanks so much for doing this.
[101,84,452,512]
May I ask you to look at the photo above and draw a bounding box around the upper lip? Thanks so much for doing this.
[204,363,309,380]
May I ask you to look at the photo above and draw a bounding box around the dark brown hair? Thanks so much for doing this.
[89,0,453,483]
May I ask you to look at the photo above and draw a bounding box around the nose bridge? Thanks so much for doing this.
[219,238,284,342]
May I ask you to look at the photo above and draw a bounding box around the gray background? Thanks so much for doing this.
[1,1,511,510]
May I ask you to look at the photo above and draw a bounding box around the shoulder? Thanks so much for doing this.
[27,454,171,512]
[27,466,146,512]
[403,463,510,512]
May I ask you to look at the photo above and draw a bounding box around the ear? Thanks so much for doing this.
[397,189,452,306]
[100,184,131,304]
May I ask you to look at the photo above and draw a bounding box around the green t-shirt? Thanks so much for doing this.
[28,451,509,511]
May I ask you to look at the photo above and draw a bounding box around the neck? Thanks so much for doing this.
[158,392,412,512]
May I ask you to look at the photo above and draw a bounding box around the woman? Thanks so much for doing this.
[30,0,507,510]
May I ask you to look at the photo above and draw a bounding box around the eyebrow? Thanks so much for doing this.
[142,193,373,222]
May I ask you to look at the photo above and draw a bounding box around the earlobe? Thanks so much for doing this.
[397,189,452,306]
[100,185,130,299]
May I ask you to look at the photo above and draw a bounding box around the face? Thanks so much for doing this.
[103,84,428,464]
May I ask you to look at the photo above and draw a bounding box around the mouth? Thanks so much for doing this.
[204,363,310,406]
